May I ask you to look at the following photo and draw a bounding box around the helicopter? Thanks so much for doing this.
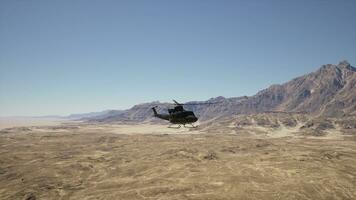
[151,100,215,128]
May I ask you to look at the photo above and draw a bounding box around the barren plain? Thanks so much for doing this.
[1,122,356,200]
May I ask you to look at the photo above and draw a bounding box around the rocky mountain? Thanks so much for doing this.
[229,60,356,117]
[66,110,117,120]
[88,61,356,123]
[76,110,124,121]
[88,102,170,123]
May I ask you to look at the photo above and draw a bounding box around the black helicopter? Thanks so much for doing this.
[151,100,215,128]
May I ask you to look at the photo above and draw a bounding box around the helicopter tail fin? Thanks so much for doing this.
[151,107,158,116]
[151,107,170,121]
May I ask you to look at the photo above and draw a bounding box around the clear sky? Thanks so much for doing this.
[1,0,355,116]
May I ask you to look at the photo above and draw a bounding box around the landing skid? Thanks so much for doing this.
[167,124,197,128]
[184,124,197,128]
[168,124,181,129]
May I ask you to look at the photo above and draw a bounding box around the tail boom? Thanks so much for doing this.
[152,107,170,121]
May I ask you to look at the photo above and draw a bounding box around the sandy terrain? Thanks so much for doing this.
[0,117,65,130]
[0,123,356,200]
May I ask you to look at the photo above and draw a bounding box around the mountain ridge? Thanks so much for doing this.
[87,61,356,123]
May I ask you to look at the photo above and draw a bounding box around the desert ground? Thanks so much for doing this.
[0,117,65,130]
[0,121,356,200]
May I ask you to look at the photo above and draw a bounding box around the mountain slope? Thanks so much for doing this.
[66,110,120,120]
[89,61,356,123]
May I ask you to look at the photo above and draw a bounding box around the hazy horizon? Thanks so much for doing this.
[1,0,356,116]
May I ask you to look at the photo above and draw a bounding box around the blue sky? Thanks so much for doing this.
[1,0,355,116]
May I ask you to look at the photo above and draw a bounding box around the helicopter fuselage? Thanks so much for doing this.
[152,107,198,125]
[169,111,198,124]
[150,100,218,128]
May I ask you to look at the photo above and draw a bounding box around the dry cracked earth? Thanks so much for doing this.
[0,123,356,200]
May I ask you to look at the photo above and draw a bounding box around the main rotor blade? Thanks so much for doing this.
[171,100,223,106]
[179,102,223,106]
[135,101,224,108]
[172,99,182,105]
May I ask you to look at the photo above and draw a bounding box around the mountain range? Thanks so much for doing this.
[86,61,356,123]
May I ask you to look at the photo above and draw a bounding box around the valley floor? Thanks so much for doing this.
[0,123,356,200]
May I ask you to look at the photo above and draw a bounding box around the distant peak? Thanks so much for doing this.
[339,60,349,65]
[209,96,226,101]
[319,61,355,73]
[320,64,336,70]
[338,60,355,71]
